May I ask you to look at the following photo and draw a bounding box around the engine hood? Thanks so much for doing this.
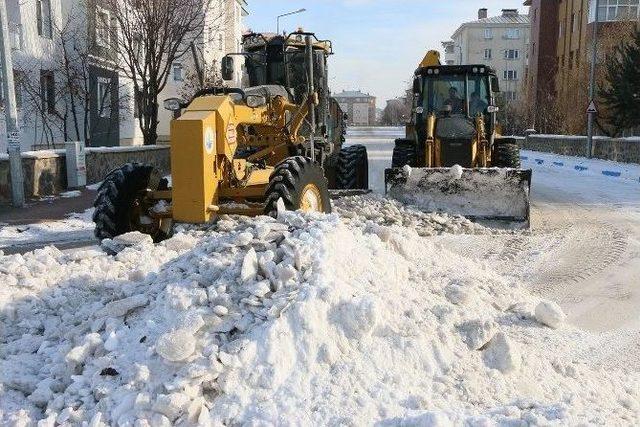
[435,116,476,140]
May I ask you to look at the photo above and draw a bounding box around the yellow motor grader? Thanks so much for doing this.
[93,31,368,241]
[385,51,532,226]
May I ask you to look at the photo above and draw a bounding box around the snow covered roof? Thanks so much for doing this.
[452,10,530,38]
[333,90,375,99]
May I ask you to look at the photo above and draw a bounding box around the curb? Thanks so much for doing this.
[520,155,640,183]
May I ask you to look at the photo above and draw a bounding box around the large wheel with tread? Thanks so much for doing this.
[264,156,331,217]
[492,141,521,168]
[392,139,417,168]
[336,145,368,190]
[324,152,339,189]
[93,163,172,242]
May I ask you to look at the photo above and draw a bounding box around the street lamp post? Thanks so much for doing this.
[587,0,600,158]
[276,8,306,35]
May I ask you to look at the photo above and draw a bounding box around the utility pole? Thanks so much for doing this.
[587,0,600,158]
[0,1,24,207]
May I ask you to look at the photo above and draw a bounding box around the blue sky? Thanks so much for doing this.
[246,0,528,107]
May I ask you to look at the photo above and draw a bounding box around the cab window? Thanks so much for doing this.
[424,74,466,116]
[468,75,490,117]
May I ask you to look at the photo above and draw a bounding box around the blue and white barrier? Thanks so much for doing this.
[520,151,640,183]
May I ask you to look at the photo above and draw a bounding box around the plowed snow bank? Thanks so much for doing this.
[1,207,638,425]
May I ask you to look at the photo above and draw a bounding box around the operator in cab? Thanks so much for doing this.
[444,87,464,114]
[470,91,488,117]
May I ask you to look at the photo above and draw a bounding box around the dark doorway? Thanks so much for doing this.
[89,66,119,147]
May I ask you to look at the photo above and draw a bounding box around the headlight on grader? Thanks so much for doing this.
[246,95,267,108]
[163,98,184,111]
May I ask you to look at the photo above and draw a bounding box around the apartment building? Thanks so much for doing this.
[333,90,377,126]
[526,0,639,131]
[556,0,639,95]
[524,0,559,112]
[443,8,531,102]
[0,0,248,151]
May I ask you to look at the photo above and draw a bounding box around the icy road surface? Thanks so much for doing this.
[348,126,640,370]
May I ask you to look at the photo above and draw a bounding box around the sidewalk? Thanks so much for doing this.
[0,189,96,226]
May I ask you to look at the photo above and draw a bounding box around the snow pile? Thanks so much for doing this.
[1,208,639,425]
[334,194,488,236]
[388,167,530,219]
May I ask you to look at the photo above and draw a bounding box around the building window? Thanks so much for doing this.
[504,91,517,101]
[503,70,518,80]
[445,44,454,54]
[9,23,22,50]
[96,7,111,48]
[36,0,52,39]
[569,51,574,70]
[40,70,55,113]
[484,28,493,39]
[134,88,141,118]
[504,49,519,60]
[484,49,492,60]
[97,77,111,118]
[592,0,640,22]
[0,70,23,109]
[504,28,521,39]
[571,13,576,32]
[446,60,454,65]
[173,63,184,81]
[13,70,23,109]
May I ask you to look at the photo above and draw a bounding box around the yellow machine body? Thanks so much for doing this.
[419,50,441,68]
[385,49,532,226]
[169,93,311,223]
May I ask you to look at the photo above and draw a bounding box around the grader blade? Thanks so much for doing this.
[385,167,532,226]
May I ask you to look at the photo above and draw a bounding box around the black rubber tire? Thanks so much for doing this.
[492,143,521,168]
[324,152,339,189]
[264,156,332,217]
[392,139,417,168]
[93,163,162,241]
[336,145,368,190]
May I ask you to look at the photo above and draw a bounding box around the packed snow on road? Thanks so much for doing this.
[1,128,640,426]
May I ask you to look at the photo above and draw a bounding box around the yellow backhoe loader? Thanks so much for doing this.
[93,31,368,241]
[385,51,532,226]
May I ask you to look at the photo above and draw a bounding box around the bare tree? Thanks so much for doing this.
[104,0,220,145]
[380,98,410,126]
[554,21,636,136]
[14,4,130,148]
[178,58,223,102]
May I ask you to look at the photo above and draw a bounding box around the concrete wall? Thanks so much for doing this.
[0,146,170,204]
[520,134,640,164]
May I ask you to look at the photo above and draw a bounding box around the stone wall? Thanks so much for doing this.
[0,146,170,204]
[520,135,640,164]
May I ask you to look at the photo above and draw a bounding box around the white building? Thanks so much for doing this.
[333,90,377,126]
[443,8,530,102]
[1,0,248,152]
[149,0,248,145]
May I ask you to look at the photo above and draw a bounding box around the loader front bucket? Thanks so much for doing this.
[385,167,532,226]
